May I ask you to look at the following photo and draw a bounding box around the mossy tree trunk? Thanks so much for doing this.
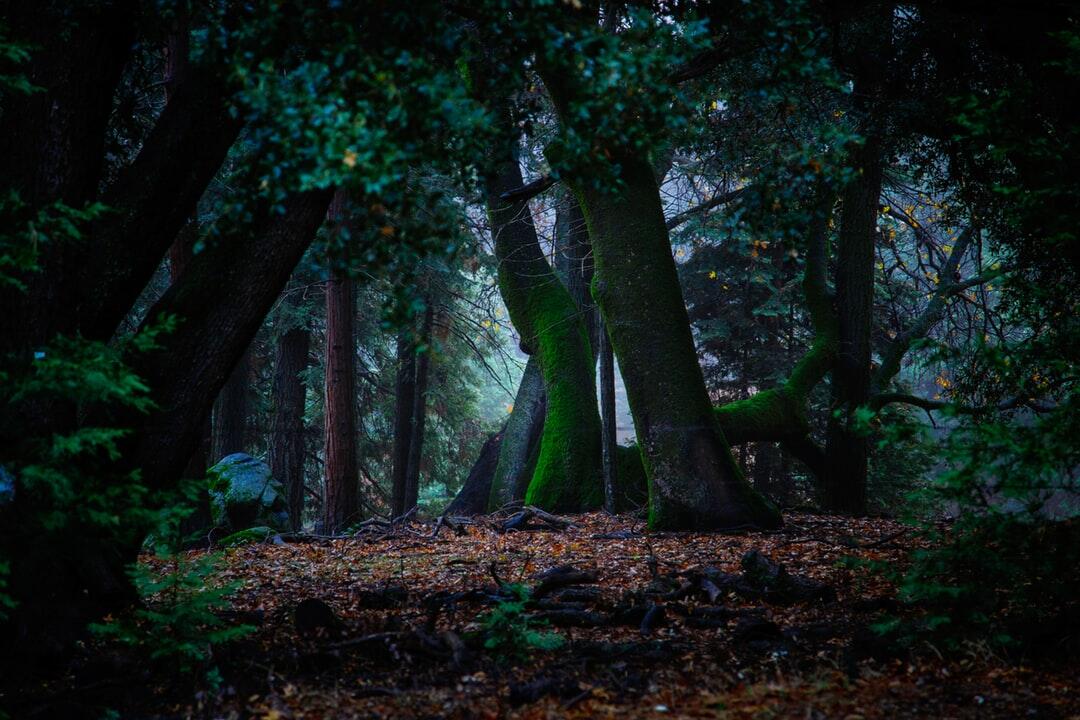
[711,190,838,474]
[571,156,781,531]
[484,127,602,513]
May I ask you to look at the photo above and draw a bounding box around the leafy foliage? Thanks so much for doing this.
[479,583,564,660]
[90,551,253,677]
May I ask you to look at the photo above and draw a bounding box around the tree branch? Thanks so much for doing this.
[498,174,556,204]
[664,187,746,230]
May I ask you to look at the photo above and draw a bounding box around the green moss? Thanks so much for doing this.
[217,526,275,547]
[486,158,603,513]
[519,287,603,512]
[567,156,781,531]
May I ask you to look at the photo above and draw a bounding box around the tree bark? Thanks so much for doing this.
[322,193,360,533]
[822,141,882,515]
[404,300,435,513]
[270,294,311,532]
[485,132,602,512]
[599,317,618,513]
[212,348,251,461]
[487,356,547,509]
[77,69,243,341]
[569,155,780,531]
[446,428,505,516]
[554,189,598,354]
[390,327,418,517]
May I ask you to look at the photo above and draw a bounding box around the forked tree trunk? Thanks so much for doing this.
[485,140,603,512]
[569,156,781,531]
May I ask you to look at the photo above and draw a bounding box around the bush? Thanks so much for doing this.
[479,583,564,660]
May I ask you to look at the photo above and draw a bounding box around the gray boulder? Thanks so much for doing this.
[208,453,290,532]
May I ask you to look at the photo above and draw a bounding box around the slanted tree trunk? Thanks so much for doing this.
[569,155,780,531]
[270,288,311,531]
[404,300,435,512]
[486,357,546,509]
[447,428,505,515]
[484,134,603,512]
[170,221,214,538]
[390,327,418,517]
[3,189,333,671]
[322,194,360,533]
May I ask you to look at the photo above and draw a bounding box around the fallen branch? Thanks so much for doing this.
[502,506,575,533]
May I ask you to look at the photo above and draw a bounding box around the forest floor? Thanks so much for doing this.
[22,512,1080,719]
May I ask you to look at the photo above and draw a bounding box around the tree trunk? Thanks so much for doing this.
[554,189,598,354]
[822,142,881,515]
[76,68,243,341]
[487,356,547,509]
[212,348,251,461]
[821,1,891,516]
[390,327,418,517]
[170,221,214,539]
[570,156,781,531]
[322,195,360,533]
[270,297,311,532]
[599,318,618,513]
[447,428,505,516]
[2,189,333,672]
[0,1,135,367]
[485,133,602,512]
[404,301,435,513]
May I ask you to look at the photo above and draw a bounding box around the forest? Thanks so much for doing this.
[0,1,1077,718]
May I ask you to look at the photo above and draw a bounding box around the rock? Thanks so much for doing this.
[208,453,290,532]
[218,526,277,547]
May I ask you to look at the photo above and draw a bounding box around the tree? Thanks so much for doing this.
[269,283,311,531]
[390,325,418,517]
[404,299,435,513]
[821,2,892,515]
[478,83,603,513]
[212,348,251,461]
[322,191,360,533]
